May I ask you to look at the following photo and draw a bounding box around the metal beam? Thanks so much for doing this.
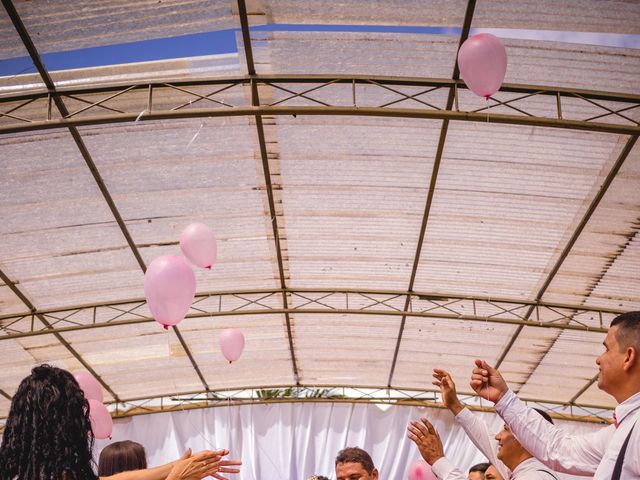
[1,0,209,394]
[388,0,477,388]
[0,288,619,340]
[495,135,638,381]
[237,0,300,385]
[1,104,637,136]
[4,75,639,104]
[75,385,615,424]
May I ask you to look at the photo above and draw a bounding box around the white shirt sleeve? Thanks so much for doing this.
[495,389,610,475]
[454,407,510,480]
[431,457,468,480]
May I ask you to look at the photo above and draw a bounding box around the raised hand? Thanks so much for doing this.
[470,359,508,403]
[432,368,464,415]
[407,417,445,465]
[166,450,241,480]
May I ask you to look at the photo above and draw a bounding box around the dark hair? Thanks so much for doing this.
[98,441,147,476]
[469,462,490,473]
[307,476,329,480]
[0,364,97,480]
[533,408,554,424]
[335,447,375,474]
[611,311,640,350]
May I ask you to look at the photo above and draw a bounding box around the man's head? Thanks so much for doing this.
[494,409,553,470]
[597,311,640,402]
[483,465,504,480]
[335,447,379,480]
[468,462,490,480]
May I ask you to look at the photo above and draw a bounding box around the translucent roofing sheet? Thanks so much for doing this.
[0,284,24,316]
[77,118,279,294]
[248,31,459,77]
[516,329,612,406]
[499,38,640,95]
[61,323,205,400]
[261,0,640,34]
[277,116,440,290]
[294,313,398,386]
[0,130,142,310]
[175,314,295,389]
[413,122,623,300]
[0,0,235,58]
[392,317,516,392]
[543,140,640,310]
[256,0,467,27]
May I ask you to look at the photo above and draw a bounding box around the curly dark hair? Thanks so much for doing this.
[0,364,98,480]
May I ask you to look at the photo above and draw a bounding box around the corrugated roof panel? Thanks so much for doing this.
[276,116,440,290]
[499,39,640,95]
[62,322,204,399]
[257,0,466,27]
[261,0,640,34]
[1,0,235,58]
[516,329,607,404]
[475,1,640,34]
[0,130,142,310]
[78,118,280,293]
[294,313,398,385]
[175,314,295,388]
[0,396,10,420]
[543,140,640,309]
[413,122,622,299]
[584,234,640,311]
[0,285,25,316]
[249,31,458,77]
[0,54,241,94]
[0,337,41,393]
[392,316,516,392]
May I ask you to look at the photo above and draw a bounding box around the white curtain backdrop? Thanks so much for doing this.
[95,402,602,480]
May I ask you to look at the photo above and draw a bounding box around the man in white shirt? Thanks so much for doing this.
[470,310,640,479]
[407,369,557,479]
[433,368,558,480]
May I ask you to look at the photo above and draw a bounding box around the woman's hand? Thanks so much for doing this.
[166,450,241,480]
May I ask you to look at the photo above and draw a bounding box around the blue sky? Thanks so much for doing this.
[1,24,639,77]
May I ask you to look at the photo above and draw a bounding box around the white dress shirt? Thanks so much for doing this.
[495,389,640,479]
[454,407,557,479]
[431,408,557,480]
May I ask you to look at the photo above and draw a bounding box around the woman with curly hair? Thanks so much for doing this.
[0,364,240,480]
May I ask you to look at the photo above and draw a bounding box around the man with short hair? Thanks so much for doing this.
[467,462,489,480]
[470,311,640,479]
[483,465,503,480]
[407,370,557,479]
[335,447,379,480]
[434,368,557,479]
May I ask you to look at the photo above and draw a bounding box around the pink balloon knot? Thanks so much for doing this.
[108,436,112,440]
[228,360,233,364]
[206,265,211,269]
[163,325,169,330]
[484,95,490,100]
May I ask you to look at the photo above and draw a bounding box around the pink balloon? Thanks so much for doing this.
[180,223,217,269]
[144,255,196,329]
[219,328,245,363]
[457,33,507,99]
[88,399,112,440]
[408,460,437,480]
[74,371,103,402]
